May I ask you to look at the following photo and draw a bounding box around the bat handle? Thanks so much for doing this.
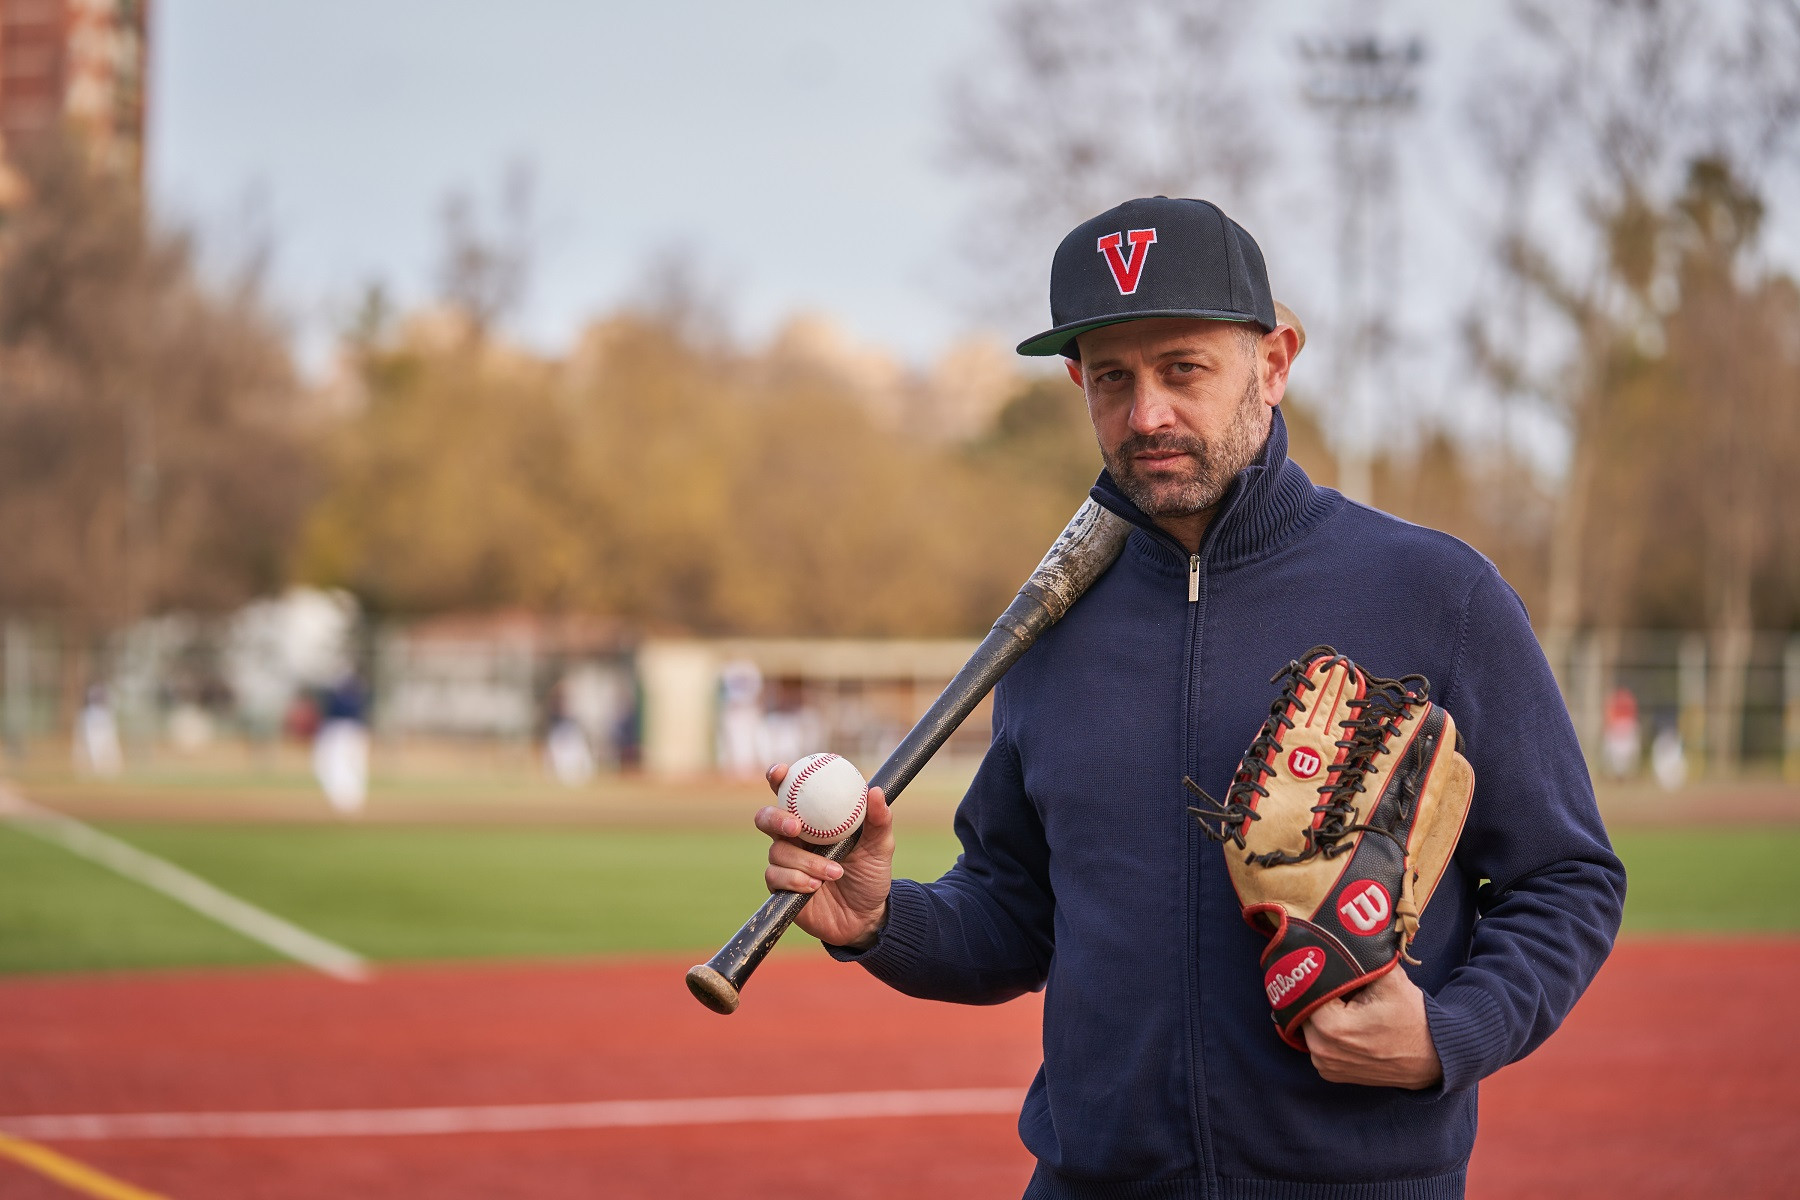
[685,830,863,1014]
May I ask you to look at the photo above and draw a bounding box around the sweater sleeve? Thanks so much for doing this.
[1422,565,1627,1093]
[826,686,1055,1004]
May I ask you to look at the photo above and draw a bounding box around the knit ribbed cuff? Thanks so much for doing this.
[823,878,931,983]
[1024,1165,1469,1200]
[1422,983,1511,1096]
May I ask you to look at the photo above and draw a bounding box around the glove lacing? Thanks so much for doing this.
[1186,645,1431,875]
[1184,645,1335,852]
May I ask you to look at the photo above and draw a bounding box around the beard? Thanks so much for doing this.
[1102,368,1268,519]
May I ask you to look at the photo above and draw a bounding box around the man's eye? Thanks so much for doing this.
[1100,370,1129,384]
[1170,362,1200,374]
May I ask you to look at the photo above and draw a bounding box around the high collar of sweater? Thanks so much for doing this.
[1088,405,1331,573]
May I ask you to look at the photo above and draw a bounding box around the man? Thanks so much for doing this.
[755,197,1624,1198]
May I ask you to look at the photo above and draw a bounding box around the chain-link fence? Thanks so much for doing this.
[1547,630,1800,783]
[5,611,1798,783]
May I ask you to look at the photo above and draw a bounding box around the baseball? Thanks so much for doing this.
[780,752,869,845]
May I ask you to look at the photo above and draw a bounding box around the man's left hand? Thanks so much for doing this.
[1302,967,1443,1089]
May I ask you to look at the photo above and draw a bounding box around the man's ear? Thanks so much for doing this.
[1259,325,1300,408]
[1064,359,1083,387]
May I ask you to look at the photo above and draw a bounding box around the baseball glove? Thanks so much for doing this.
[1186,646,1475,1051]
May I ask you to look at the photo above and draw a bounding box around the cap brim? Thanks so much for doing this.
[1016,309,1260,357]
[1017,304,1305,358]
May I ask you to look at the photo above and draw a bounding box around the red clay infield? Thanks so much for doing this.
[0,940,1793,1199]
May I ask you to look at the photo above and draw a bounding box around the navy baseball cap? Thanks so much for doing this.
[1017,196,1290,358]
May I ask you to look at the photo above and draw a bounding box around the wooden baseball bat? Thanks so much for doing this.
[685,497,1133,1014]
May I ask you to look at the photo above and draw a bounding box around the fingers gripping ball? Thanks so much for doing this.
[780,753,869,845]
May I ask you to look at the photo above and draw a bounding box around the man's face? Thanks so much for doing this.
[1071,317,1284,522]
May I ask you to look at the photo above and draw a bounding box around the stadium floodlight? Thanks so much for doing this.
[1298,33,1426,504]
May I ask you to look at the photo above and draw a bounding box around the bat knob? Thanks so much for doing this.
[686,964,741,1014]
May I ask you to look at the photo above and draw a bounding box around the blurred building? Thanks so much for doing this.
[0,0,147,204]
[374,612,637,763]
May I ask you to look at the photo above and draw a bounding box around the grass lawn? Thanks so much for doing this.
[0,821,1792,975]
[0,823,277,973]
[1609,827,1800,933]
[0,819,968,973]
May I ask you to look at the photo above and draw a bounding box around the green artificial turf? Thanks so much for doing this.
[0,820,1790,976]
[0,824,280,972]
[1610,827,1800,934]
[118,821,965,963]
[0,819,967,973]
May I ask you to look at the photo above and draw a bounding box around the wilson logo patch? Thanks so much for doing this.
[1096,228,1157,294]
[1286,746,1323,779]
[1338,880,1392,935]
[1264,946,1325,1007]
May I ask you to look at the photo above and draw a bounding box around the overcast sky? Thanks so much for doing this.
[149,1,1792,468]
[149,2,1508,351]
[150,0,1007,364]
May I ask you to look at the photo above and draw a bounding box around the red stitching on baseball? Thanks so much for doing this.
[783,754,867,839]
[807,788,866,839]
[783,754,834,808]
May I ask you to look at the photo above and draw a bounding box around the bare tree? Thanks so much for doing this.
[1467,0,1706,651]
[435,161,535,338]
[942,0,1270,327]
[0,138,310,651]
[1666,159,1778,770]
[1466,0,1800,769]
[1709,0,1800,176]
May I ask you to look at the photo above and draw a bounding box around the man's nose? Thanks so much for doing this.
[1127,382,1177,435]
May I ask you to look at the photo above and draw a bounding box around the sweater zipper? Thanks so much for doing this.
[1182,549,1219,1193]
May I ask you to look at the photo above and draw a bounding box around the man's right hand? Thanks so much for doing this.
[755,763,894,951]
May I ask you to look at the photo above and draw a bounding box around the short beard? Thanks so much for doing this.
[1102,368,1268,519]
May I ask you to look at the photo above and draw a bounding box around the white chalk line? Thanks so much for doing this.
[0,1088,1025,1141]
[0,785,370,983]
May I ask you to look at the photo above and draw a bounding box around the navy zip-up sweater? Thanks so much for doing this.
[832,407,1625,1199]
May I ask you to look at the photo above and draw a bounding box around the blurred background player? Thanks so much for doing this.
[1602,685,1641,780]
[544,678,597,787]
[313,670,370,815]
[72,683,122,777]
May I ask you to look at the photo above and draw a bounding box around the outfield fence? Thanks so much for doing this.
[1547,629,1800,782]
[3,611,1797,784]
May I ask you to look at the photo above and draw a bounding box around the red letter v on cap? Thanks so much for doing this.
[1097,228,1157,295]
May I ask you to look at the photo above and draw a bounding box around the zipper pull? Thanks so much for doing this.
[1188,554,1200,603]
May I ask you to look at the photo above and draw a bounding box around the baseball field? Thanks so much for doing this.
[1,761,1795,1199]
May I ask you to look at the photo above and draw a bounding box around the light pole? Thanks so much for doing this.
[1299,33,1424,505]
